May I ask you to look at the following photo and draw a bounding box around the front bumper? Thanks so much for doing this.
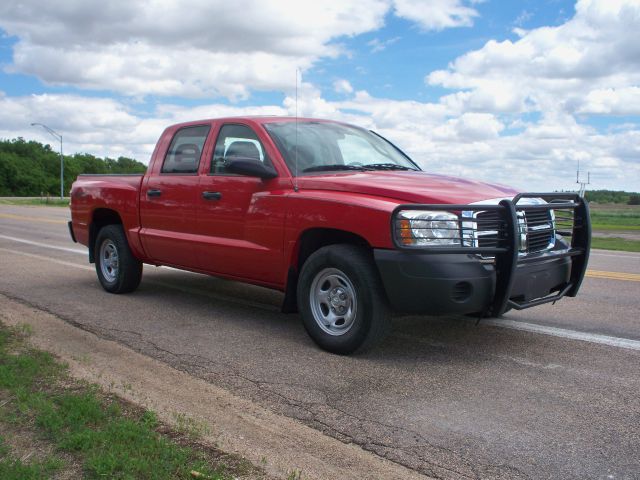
[378,193,591,316]
[374,249,571,315]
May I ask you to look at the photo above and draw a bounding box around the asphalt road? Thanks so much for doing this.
[1,204,639,480]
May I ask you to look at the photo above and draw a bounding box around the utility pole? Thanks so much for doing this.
[31,123,64,199]
[576,160,591,198]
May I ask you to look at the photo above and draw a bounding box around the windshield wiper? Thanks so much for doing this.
[362,163,416,171]
[302,164,365,173]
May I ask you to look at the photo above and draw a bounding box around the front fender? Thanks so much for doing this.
[283,190,399,269]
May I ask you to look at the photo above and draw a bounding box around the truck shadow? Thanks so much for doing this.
[129,268,533,365]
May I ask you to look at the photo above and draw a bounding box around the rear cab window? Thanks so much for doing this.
[161,125,210,174]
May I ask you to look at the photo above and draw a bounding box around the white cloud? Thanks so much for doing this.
[0,0,486,99]
[514,10,533,27]
[427,0,640,117]
[0,0,390,99]
[431,113,504,141]
[12,43,316,100]
[0,93,159,159]
[576,87,640,115]
[333,79,354,95]
[393,0,479,30]
[367,36,401,53]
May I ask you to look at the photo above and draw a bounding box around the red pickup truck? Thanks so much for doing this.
[69,117,591,354]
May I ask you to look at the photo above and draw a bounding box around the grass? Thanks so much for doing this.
[0,436,64,480]
[589,204,640,230]
[0,322,231,479]
[0,197,69,207]
[586,204,640,252]
[591,237,640,252]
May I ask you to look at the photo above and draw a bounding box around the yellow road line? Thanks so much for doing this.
[586,270,640,282]
[0,213,67,225]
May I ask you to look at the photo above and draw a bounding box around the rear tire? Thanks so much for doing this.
[95,224,142,294]
[297,244,391,354]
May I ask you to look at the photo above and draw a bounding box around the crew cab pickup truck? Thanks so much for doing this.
[69,117,591,354]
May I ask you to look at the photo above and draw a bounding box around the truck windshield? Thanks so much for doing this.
[264,121,420,176]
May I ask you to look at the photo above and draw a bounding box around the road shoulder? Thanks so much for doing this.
[0,293,428,480]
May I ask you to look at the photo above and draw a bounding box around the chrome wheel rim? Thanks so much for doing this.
[309,268,357,336]
[99,239,119,283]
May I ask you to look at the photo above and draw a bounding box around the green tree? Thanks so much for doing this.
[584,190,636,204]
[0,138,147,196]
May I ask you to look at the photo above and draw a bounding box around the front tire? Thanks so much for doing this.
[297,244,391,354]
[95,224,142,294]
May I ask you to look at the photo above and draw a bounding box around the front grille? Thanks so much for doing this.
[473,208,555,255]
[475,211,501,249]
[524,209,554,253]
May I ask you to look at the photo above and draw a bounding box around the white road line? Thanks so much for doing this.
[0,247,92,271]
[0,234,192,274]
[0,245,277,312]
[484,318,640,351]
[0,234,86,255]
[3,233,640,351]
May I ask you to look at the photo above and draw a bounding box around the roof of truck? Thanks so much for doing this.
[166,116,352,130]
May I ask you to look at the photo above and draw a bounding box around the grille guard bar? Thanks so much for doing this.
[390,193,591,316]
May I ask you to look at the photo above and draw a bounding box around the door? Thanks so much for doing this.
[196,123,284,285]
[139,124,211,268]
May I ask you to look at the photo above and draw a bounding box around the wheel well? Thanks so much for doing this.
[282,228,371,313]
[296,228,370,270]
[88,208,123,263]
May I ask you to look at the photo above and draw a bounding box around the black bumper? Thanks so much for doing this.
[380,192,591,316]
[67,221,77,243]
[375,249,571,315]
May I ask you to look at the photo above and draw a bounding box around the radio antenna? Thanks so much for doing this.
[576,160,591,198]
[294,68,300,192]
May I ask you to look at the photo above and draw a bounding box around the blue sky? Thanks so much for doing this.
[0,0,638,191]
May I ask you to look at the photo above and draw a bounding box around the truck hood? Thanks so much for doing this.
[297,171,518,205]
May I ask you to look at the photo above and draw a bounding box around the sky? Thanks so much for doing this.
[0,0,639,192]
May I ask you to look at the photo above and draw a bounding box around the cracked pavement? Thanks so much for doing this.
[1,204,640,479]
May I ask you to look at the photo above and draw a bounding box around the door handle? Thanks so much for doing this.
[147,189,162,197]
[202,191,222,200]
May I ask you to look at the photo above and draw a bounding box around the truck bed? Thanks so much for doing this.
[70,174,145,251]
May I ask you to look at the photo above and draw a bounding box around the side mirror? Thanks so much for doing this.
[225,157,278,179]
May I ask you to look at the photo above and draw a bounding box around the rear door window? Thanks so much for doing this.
[161,125,210,174]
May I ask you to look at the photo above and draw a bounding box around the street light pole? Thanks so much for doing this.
[31,123,64,199]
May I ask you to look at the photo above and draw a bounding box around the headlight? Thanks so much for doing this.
[395,210,461,247]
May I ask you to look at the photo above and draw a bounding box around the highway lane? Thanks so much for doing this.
[2,204,638,340]
[1,204,639,479]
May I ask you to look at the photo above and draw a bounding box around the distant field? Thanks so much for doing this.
[588,204,639,252]
[589,204,640,231]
